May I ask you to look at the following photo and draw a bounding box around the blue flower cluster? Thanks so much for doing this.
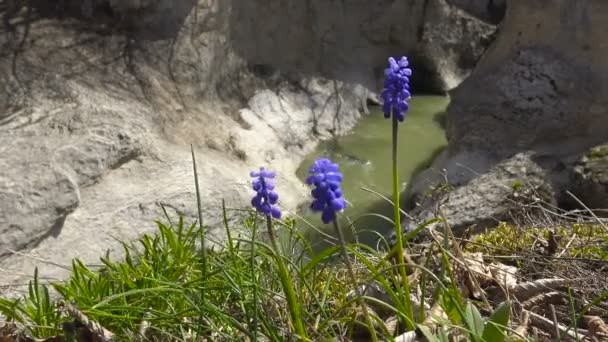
[381,56,412,122]
[251,167,281,219]
[306,158,346,224]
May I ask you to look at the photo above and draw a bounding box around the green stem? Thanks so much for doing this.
[190,145,207,336]
[391,117,415,330]
[265,216,308,340]
[332,220,379,342]
[250,219,258,341]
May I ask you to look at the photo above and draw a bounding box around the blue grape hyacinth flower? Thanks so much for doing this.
[306,158,346,224]
[251,167,281,219]
[381,56,412,122]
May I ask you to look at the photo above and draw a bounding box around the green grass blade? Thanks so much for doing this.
[482,301,511,342]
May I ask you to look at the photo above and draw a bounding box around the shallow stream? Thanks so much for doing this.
[295,95,449,250]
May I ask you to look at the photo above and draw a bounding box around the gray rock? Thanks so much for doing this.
[447,47,602,159]
[403,153,557,237]
[447,0,506,23]
[230,0,500,92]
[446,0,608,159]
[416,0,498,91]
[405,0,608,241]
[571,144,608,210]
[0,141,80,257]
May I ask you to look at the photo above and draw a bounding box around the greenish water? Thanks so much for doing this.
[295,95,449,250]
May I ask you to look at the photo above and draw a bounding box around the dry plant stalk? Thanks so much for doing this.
[135,308,152,342]
[438,209,490,307]
[526,310,586,340]
[60,301,116,342]
[509,278,570,301]
[521,291,565,309]
[513,310,530,339]
[420,302,448,330]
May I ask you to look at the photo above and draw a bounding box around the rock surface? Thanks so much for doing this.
[446,0,506,24]
[0,1,497,290]
[406,0,608,236]
[417,0,498,91]
[230,0,498,92]
[571,144,608,210]
[403,153,557,234]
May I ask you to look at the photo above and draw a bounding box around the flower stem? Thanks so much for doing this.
[250,219,258,341]
[265,215,307,340]
[332,219,379,342]
[391,117,415,330]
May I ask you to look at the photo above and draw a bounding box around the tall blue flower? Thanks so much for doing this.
[306,158,346,224]
[251,167,281,219]
[381,56,412,122]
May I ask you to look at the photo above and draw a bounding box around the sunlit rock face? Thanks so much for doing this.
[0,0,499,289]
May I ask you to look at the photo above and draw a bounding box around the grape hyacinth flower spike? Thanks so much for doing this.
[250,166,307,337]
[381,55,416,331]
[250,167,281,219]
[381,56,412,122]
[306,158,346,224]
[306,158,379,340]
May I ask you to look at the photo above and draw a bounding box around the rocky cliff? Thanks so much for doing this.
[406,0,608,234]
[0,1,498,289]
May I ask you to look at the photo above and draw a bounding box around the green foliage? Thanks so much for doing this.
[421,301,511,342]
[587,145,608,159]
[462,300,511,342]
[470,222,608,260]
[0,268,62,338]
[3,212,604,341]
[482,301,511,342]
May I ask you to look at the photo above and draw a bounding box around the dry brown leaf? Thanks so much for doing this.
[384,316,399,337]
[459,252,489,299]
[488,262,518,290]
[585,316,608,339]
[463,253,493,284]
[394,330,417,342]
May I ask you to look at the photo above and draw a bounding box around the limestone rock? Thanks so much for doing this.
[446,0,608,159]
[416,0,498,91]
[403,153,557,236]
[447,0,506,24]
[571,144,608,210]
[230,0,500,92]
[0,141,80,257]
